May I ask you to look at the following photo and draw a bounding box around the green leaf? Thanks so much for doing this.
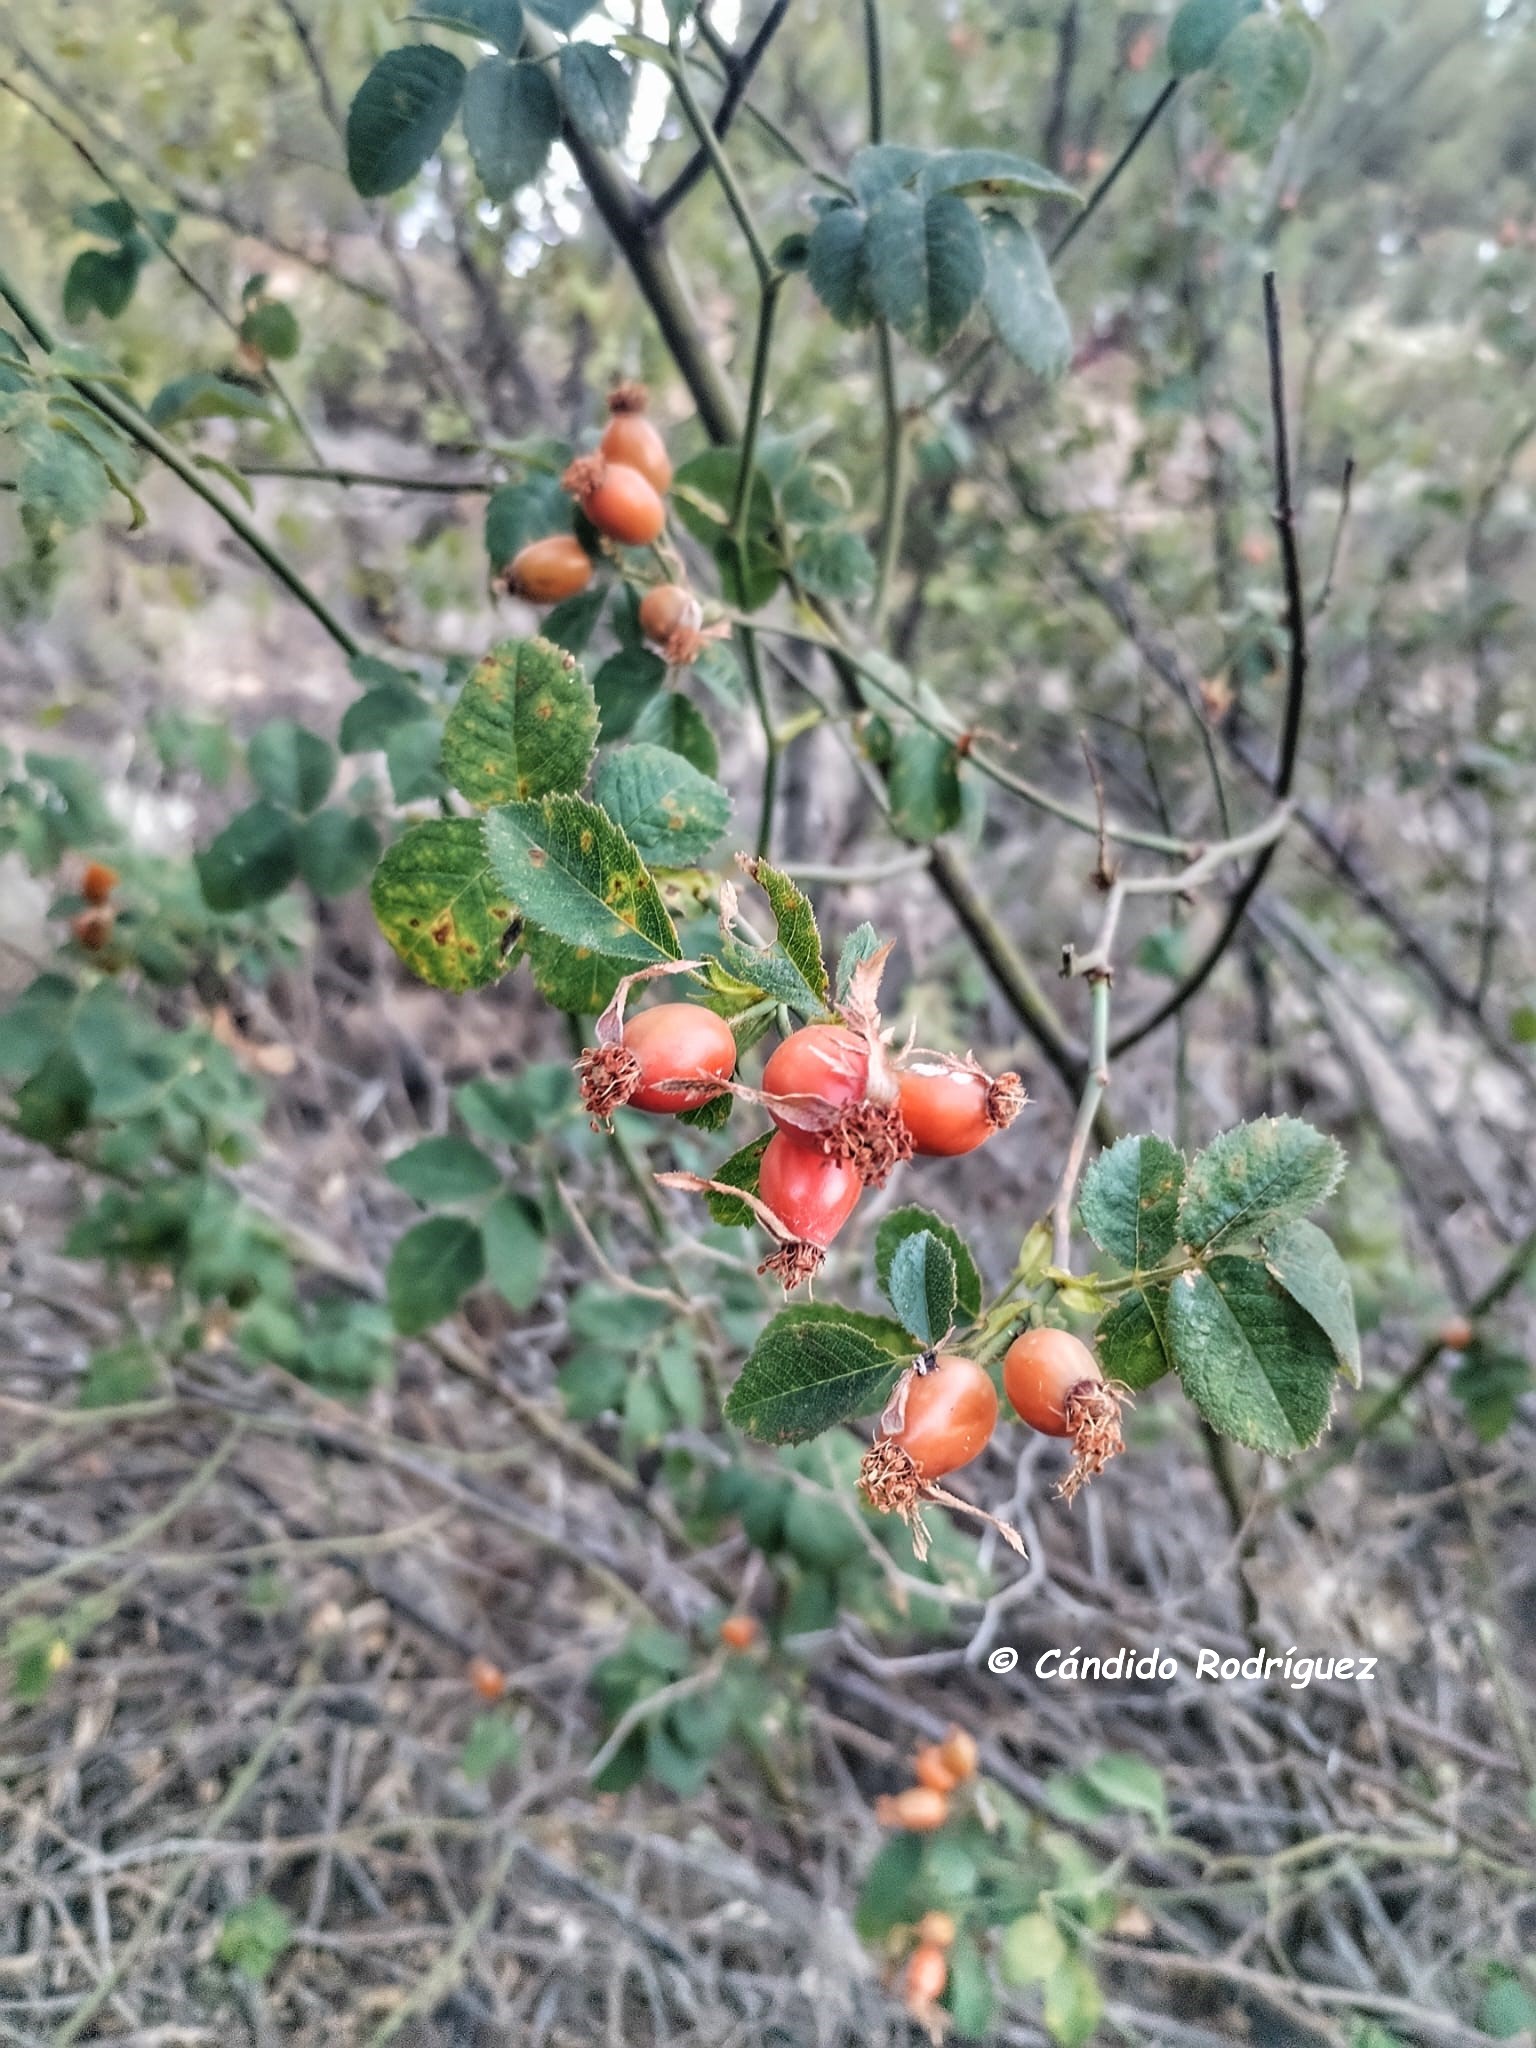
[247,718,335,814]
[1450,1344,1532,1444]
[482,1190,546,1308]
[1000,1911,1067,1988]
[0,974,78,1077]
[793,523,876,601]
[385,717,447,802]
[441,636,598,807]
[525,0,597,27]
[64,245,141,322]
[410,0,524,51]
[346,46,466,198]
[239,300,301,360]
[341,676,431,751]
[540,581,607,655]
[848,144,928,205]
[147,373,272,427]
[1167,0,1261,74]
[1093,1285,1173,1390]
[386,1215,485,1333]
[593,647,667,740]
[875,1206,983,1321]
[922,148,1079,202]
[980,210,1072,380]
[455,1062,573,1143]
[16,421,112,538]
[297,807,381,897]
[630,691,718,777]
[1179,1116,1344,1252]
[79,1341,165,1409]
[462,57,560,199]
[1042,1951,1104,2048]
[370,817,520,992]
[888,727,962,841]
[196,802,299,911]
[527,926,623,1013]
[594,743,730,868]
[484,793,680,966]
[1079,1134,1185,1271]
[724,1306,905,1444]
[885,1229,958,1347]
[671,449,781,612]
[1078,1751,1167,1829]
[559,1345,628,1417]
[864,187,985,355]
[557,42,632,148]
[386,1134,501,1204]
[741,858,829,1006]
[805,203,874,328]
[1204,10,1314,153]
[1258,1217,1360,1387]
[782,1488,864,1570]
[1166,1256,1340,1454]
[855,1833,924,1939]
[216,1897,292,1981]
[461,1710,521,1780]
[704,1132,772,1225]
[1478,1968,1536,2040]
[484,474,572,569]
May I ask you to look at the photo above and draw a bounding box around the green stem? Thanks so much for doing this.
[862,0,885,143]
[737,625,779,860]
[667,34,774,287]
[871,321,910,635]
[1051,974,1112,1270]
[733,271,783,541]
[0,265,362,661]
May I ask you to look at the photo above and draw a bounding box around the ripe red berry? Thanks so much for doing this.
[563,453,667,547]
[719,1614,759,1651]
[601,383,672,495]
[884,1354,998,1480]
[1003,1327,1124,1501]
[503,534,593,605]
[762,1025,913,1187]
[81,861,119,905]
[467,1655,507,1702]
[896,1061,1026,1157]
[580,1002,735,1121]
[756,1131,861,1250]
[903,1940,949,2009]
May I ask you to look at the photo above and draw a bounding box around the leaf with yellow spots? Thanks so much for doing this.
[526,926,624,1014]
[371,818,523,992]
[441,636,598,808]
[593,742,731,869]
[484,793,680,966]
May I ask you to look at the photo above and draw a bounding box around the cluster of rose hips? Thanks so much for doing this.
[872,1724,979,2026]
[497,383,712,669]
[70,860,120,953]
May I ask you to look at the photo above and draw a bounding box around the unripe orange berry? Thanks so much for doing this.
[913,1743,960,1794]
[621,1003,737,1115]
[563,455,667,547]
[71,908,114,952]
[81,861,119,905]
[1003,1327,1102,1437]
[1439,1316,1474,1353]
[719,1614,759,1651]
[903,1940,949,2009]
[467,1655,507,1702]
[885,1355,998,1481]
[937,1725,978,1782]
[504,534,593,605]
[882,1784,950,1832]
[601,409,672,496]
[638,582,701,649]
[916,1911,957,1949]
[896,1062,1025,1156]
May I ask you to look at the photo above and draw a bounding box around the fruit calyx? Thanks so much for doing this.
[652,1168,830,1293]
[575,961,707,1126]
[1058,1378,1126,1503]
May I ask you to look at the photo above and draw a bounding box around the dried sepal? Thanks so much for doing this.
[607,379,650,414]
[562,452,606,500]
[653,1170,825,1293]
[1056,1379,1127,1504]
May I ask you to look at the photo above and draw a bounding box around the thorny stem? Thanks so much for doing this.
[0,265,363,660]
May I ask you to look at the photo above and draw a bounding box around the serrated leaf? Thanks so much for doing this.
[885,1230,957,1347]
[196,802,298,911]
[385,718,447,802]
[1080,1752,1167,1829]
[835,922,880,1003]
[346,46,466,198]
[483,1190,546,1308]
[239,299,301,360]
[1204,9,1314,153]
[247,718,335,814]
[980,210,1072,379]
[64,245,142,323]
[1079,1134,1185,1271]
[1166,1256,1339,1454]
[741,858,828,1005]
[526,925,623,1013]
[441,636,598,807]
[1180,1116,1343,1252]
[462,56,560,198]
[725,1306,905,1444]
[1043,1952,1104,2048]
[371,817,519,992]
[704,1132,772,1225]
[630,692,718,776]
[592,647,667,740]
[593,743,731,867]
[875,1205,982,1320]
[888,727,962,841]
[341,678,431,752]
[484,474,572,570]
[793,523,875,601]
[1258,1217,1361,1387]
[484,793,679,965]
[297,808,380,897]
[147,373,271,428]
[557,41,632,148]
[864,186,985,355]
[848,144,928,205]
[525,0,596,23]
[410,0,524,51]
[386,1215,484,1333]
[1000,1911,1067,1988]
[922,147,1079,202]
[1167,0,1261,74]
[1093,1285,1173,1390]
[386,1135,501,1204]
[805,203,874,329]
[670,450,781,612]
